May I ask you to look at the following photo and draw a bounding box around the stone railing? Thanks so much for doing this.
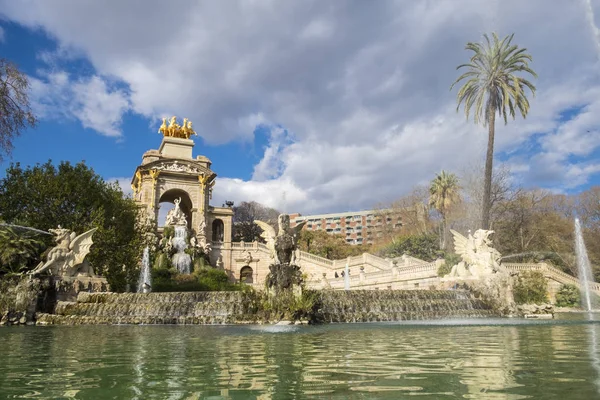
[363,253,393,270]
[324,259,441,290]
[297,251,334,267]
[504,262,600,294]
[320,259,600,294]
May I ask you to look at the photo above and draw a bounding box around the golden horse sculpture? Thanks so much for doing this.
[158,116,197,139]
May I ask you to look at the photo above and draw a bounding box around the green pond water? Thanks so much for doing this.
[1,314,600,399]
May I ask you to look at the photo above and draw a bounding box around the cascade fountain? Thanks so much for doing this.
[163,197,192,274]
[575,218,594,313]
[172,226,191,274]
[137,246,152,293]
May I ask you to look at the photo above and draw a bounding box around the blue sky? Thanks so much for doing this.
[1,1,600,215]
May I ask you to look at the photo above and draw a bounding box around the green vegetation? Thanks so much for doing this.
[555,284,580,308]
[378,233,443,262]
[513,271,548,304]
[452,33,537,230]
[232,201,280,242]
[429,170,460,250]
[0,226,46,276]
[297,230,369,260]
[438,253,461,277]
[256,289,318,321]
[0,161,152,291]
[152,267,240,292]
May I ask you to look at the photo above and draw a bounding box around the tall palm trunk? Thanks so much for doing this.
[441,213,447,250]
[481,105,496,230]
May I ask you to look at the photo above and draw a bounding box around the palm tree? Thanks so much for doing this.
[429,171,460,250]
[451,33,536,230]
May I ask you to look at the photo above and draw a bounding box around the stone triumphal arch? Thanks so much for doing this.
[131,117,233,270]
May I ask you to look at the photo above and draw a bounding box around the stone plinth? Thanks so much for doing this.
[158,137,195,159]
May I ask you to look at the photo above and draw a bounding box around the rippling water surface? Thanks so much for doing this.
[1,315,600,399]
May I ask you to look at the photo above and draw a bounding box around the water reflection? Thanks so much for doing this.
[0,317,599,399]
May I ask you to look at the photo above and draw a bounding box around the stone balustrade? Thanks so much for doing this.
[226,241,600,296]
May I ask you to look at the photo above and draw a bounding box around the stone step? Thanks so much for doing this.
[36,313,256,325]
[54,301,248,317]
[75,291,246,304]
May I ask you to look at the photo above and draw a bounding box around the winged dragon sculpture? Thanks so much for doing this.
[449,229,503,278]
[29,227,98,278]
[255,215,307,265]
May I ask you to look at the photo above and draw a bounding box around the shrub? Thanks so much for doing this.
[195,268,235,291]
[513,271,548,304]
[437,262,452,277]
[555,284,580,308]
[151,267,239,292]
[379,234,443,262]
[438,253,461,277]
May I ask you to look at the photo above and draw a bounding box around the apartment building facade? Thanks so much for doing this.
[289,209,403,245]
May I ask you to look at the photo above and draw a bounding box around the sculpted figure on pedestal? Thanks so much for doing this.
[449,229,503,278]
[165,197,187,227]
[255,215,306,265]
[29,227,98,277]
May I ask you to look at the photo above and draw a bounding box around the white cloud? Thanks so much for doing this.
[3,0,600,212]
[29,72,130,137]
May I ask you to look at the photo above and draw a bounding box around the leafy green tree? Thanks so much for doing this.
[378,233,443,262]
[513,271,548,304]
[0,59,37,161]
[297,230,368,260]
[232,201,279,242]
[429,171,460,249]
[0,160,146,291]
[0,226,46,275]
[452,33,537,230]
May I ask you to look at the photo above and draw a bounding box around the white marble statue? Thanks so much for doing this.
[449,229,503,278]
[29,227,98,277]
[165,197,187,226]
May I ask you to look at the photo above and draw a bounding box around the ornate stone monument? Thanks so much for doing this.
[446,229,516,315]
[448,229,503,278]
[131,116,233,273]
[255,215,306,290]
[29,226,109,302]
[29,227,98,278]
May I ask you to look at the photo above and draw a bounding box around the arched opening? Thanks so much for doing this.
[157,189,193,228]
[240,266,253,283]
[212,219,224,242]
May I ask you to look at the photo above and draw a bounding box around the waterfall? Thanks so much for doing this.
[172,226,192,274]
[575,218,594,313]
[137,247,152,293]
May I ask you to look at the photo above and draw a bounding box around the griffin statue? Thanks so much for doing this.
[29,227,98,278]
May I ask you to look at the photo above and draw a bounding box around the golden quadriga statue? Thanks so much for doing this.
[158,116,197,139]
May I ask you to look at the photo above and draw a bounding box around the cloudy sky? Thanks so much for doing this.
[1,0,600,217]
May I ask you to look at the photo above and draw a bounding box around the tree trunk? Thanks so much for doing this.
[441,212,447,250]
[481,107,496,230]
